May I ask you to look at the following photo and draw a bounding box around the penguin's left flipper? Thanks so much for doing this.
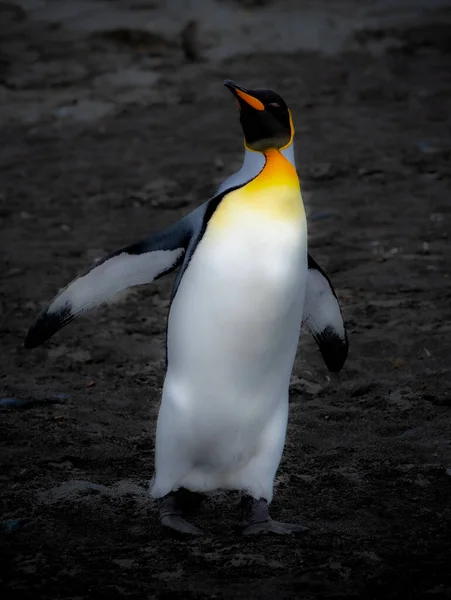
[303,254,349,372]
[24,212,197,349]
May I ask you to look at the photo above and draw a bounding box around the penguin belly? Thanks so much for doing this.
[151,204,307,500]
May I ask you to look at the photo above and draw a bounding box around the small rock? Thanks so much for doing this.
[0,397,20,407]
[92,28,172,56]
[113,559,135,569]
[387,390,412,410]
[291,377,323,395]
[398,427,424,439]
[68,349,92,363]
[358,167,384,177]
[415,474,430,487]
[307,162,346,180]
[47,345,68,360]
[350,382,376,398]
[417,139,451,154]
[4,267,23,277]
[180,20,202,62]
[113,480,147,498]
[39,480,109,503]
[132,178,177,206]
[1,519,25,532]
[356,551,381,563]
[55,100,115,122]
[309,209,337,222]
[392,358,403,369]
[93,68,159,89]
[0,394,69,409]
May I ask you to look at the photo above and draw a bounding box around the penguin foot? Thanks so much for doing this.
[240,495,308,536]
[159,488,205,536]
[161,513,204,536]
[242,519,308,535]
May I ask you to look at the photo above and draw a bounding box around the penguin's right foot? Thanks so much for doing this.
[240,495,308,536]
[159,488,205,536]
[242,519,308,535]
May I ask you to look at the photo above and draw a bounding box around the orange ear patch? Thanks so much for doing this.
[280,109,295,150]
[235,89,265,111]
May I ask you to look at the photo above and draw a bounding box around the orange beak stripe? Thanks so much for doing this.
[235,89,265,111]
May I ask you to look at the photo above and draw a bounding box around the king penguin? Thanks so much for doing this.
[25,80,348,535]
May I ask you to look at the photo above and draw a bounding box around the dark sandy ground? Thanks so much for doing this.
[1,1,451,598]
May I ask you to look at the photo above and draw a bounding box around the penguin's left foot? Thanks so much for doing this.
[240,495,308,536]
[159,488,205,536]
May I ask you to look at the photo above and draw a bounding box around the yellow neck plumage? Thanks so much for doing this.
[210,148,305,230]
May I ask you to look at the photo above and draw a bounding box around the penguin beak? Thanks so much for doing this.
[224,80,265,111]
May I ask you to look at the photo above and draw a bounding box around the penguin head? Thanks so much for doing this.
[224,80,294,152]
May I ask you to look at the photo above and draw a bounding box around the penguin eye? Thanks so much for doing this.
[268,102,280,108]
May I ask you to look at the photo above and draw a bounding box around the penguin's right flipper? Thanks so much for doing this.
[303,254,348,372]
[24,213,197,349]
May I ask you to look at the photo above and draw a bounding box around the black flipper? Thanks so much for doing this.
[24,213,196,349]
[303,254,348,372]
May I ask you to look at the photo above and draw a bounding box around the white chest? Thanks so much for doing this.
[200,212,306,316]
[168,207,307,377]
